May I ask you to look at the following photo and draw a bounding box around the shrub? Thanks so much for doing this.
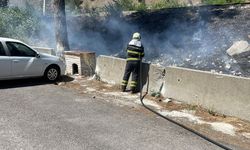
[113,0,137,11]
[151,0,186,9]
[0,7,40,43]
[202,0,245,5]
[135,2,147,11]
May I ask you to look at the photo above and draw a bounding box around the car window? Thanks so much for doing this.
[6,42,36,57]
[0,42,6,56]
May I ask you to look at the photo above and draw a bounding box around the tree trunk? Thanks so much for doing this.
[53,0,70,57]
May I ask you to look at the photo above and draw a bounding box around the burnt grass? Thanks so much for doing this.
[66,3,250,76]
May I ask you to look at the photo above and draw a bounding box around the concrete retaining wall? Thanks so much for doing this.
[96,55,164,93]
[96,55,126,84]
[96,55,250,121]
[164,67,250,121]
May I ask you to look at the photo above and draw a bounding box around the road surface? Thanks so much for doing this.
[0,79,227,150]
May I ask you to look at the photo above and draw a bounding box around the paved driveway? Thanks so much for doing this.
[0,79,227,150]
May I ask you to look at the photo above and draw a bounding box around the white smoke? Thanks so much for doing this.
[32,4,250,76]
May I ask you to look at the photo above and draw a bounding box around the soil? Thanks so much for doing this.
[58,75,250,150]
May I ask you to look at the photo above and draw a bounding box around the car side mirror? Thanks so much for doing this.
[36,53,40,58]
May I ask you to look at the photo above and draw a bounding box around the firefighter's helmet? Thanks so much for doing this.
[132,32,141,40]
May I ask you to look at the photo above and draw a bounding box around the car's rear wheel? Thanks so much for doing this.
[44,66,60,82]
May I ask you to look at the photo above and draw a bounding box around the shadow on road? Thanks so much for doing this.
[0,76,74,89]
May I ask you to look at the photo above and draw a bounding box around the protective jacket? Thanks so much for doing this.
[126,39,144,61]
[121,39,144,93]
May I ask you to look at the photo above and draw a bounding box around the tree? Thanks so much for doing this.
[0,0,9,7]
[65,0,83,10]
[53,0,70,57]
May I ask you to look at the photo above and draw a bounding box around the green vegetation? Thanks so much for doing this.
[65,0,83,14]
[99,0,187,16]
[110,0,186,11]
[187,104,198,111]
[112,0,137,11]
[71,0,186,15]
[65,0,82,10]
[0,8,40,43]
[151,0,186,9]
[202,0,245,5]
[208,108,217,116]
[150,90,161,98]
[72,0,248,14]
[0,0,9,7]
[64,0,248,15]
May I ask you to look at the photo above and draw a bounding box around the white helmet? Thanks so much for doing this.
[132,32,141,40]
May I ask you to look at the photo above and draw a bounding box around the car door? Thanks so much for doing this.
[6,41,44,77]
[0,41,11,79]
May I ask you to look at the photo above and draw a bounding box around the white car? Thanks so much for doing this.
[0,37,66,81]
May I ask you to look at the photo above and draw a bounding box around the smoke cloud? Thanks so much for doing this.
[34,4,250,76]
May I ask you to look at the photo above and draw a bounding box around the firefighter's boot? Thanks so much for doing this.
[130,87,137,94]
[121,85,126,92]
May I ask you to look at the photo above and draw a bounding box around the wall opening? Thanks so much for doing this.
[72,63,79,75]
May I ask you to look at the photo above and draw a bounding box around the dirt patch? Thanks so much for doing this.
[148,95,250,134]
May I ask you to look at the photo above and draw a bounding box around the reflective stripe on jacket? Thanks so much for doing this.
[126,40,144,61]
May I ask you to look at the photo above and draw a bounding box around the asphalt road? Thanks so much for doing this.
[0,79,225,150]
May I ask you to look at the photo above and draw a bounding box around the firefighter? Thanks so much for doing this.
[121,32,144,93]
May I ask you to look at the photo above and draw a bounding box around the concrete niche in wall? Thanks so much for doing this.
[65,51,96,77]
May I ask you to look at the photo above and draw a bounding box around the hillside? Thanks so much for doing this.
[81,0,201,6]
[79,0,250,9]
[64,3,250,76]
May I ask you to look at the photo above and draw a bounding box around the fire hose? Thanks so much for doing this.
[138,60,232,150]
